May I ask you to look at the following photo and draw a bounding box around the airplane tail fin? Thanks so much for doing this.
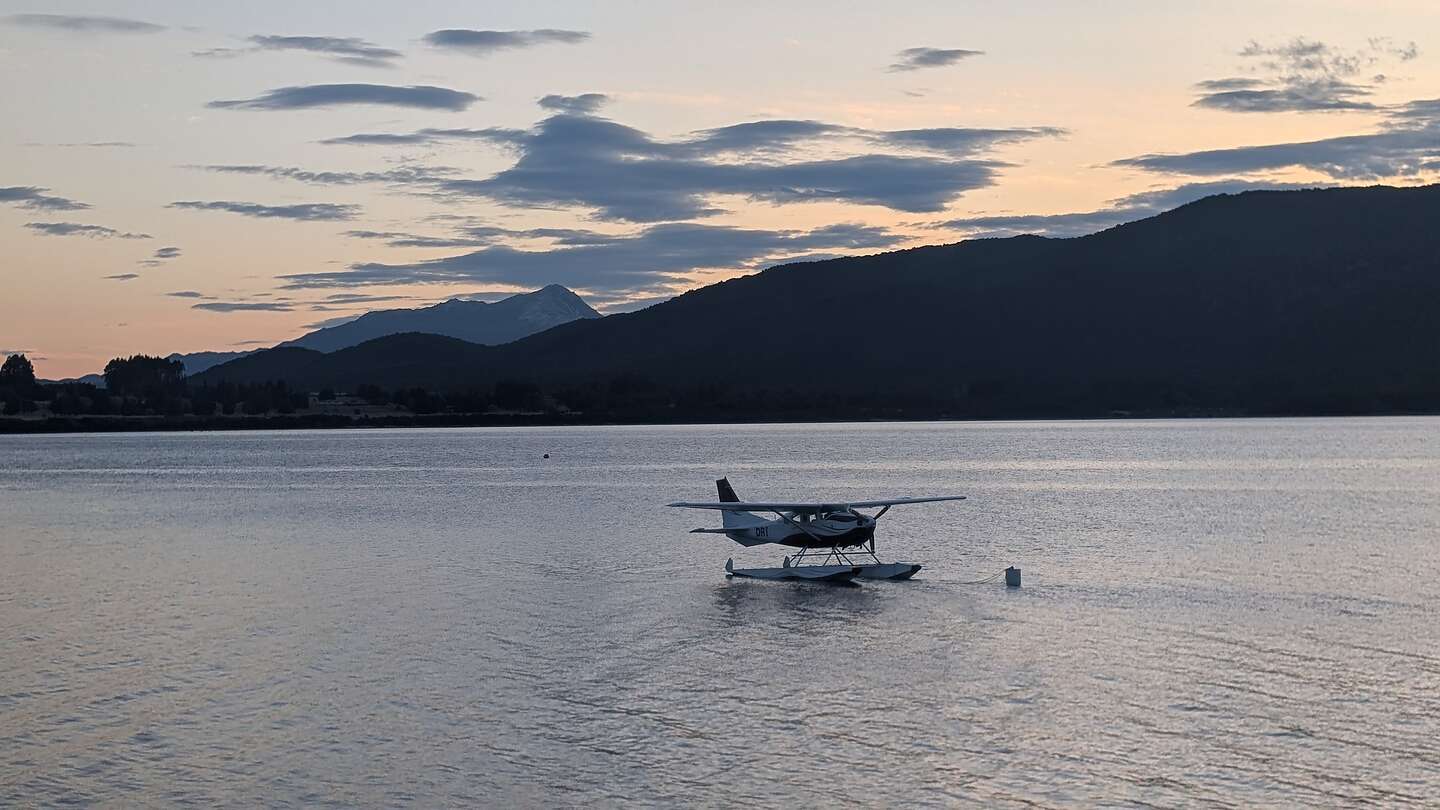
[717,477,740,503]
[715,477,767,532]
[715,478,766,532]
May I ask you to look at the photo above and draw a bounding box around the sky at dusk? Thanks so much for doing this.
[4,0,1440,377]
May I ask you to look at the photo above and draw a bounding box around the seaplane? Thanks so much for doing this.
[668,478,966,583]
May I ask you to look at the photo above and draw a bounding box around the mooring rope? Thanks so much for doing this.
[959,569,1009,585]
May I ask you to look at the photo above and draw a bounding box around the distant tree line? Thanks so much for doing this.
[5,352,563,420]
[11,350,1440,428]
[12,355,311,418]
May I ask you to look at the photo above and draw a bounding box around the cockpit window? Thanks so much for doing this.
[827,513,858,522]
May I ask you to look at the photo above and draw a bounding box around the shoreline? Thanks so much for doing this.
[3,408,1437,435]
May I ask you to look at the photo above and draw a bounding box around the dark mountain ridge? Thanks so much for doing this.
[196,185,1440,416]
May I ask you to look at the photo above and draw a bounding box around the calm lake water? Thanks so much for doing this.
[2,419,1438,807]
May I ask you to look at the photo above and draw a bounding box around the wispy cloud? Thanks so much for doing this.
[342,229,489,248]
[538,93,610,115]
[138,246,182,267]
[889,47,984,72]
[319,126,528,147]
[302,314,363,330]
[0,185,89,211]
[195,35,403,68]
[345,225,641,249]
[1115,97,1440,179]
[878,127,1068,156]
[193,301,295,312]
[190,164,456,185]
[104,273,140,281]
[25,222,150,239]
[688,120,852,155]
[169,200,361,221]
[24,141,136,148]
[280,221,906,294]
[316,293,412,304]
[423,28,589,55]
[590,294,674,314]
[1193,37,1419,113]
[166,290,209,299]
[938,180,1322,238]
[684,121,1064,158]
[209,84,478,111]
[2,14,164,34]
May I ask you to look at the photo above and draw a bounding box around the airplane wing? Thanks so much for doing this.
[845,495,967,508]
[667,496,964,511]
[668,501,828,512]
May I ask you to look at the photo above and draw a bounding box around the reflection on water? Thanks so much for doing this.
[708,578,883,627]
[2,418,1439,806]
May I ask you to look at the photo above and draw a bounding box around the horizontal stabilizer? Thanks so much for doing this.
[689,527,737,534]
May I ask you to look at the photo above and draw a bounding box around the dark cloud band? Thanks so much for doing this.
[319,127,529,147]
[1114,128,1440,179]
[319,109,1062,221]
[280,222,906,294]
[889,47,983,72]
[196,35,402,68]
[1192,79,1377,113]
[252,35,400,66]
[434,114,1057,221]
[209,84,478,111]
[193,302,295,312]
[3,14,164,33]
[0,185,90,211]
[939,180,1321,238]
[538,93,610,115]
[169,200,361,221]
[423,28,589,55]
[25,222,150,239]
[192,164,456,185]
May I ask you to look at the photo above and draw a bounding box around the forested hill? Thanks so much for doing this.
[196,184,1440,417]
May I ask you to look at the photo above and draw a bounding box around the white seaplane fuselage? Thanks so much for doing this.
[711,508,877,549]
